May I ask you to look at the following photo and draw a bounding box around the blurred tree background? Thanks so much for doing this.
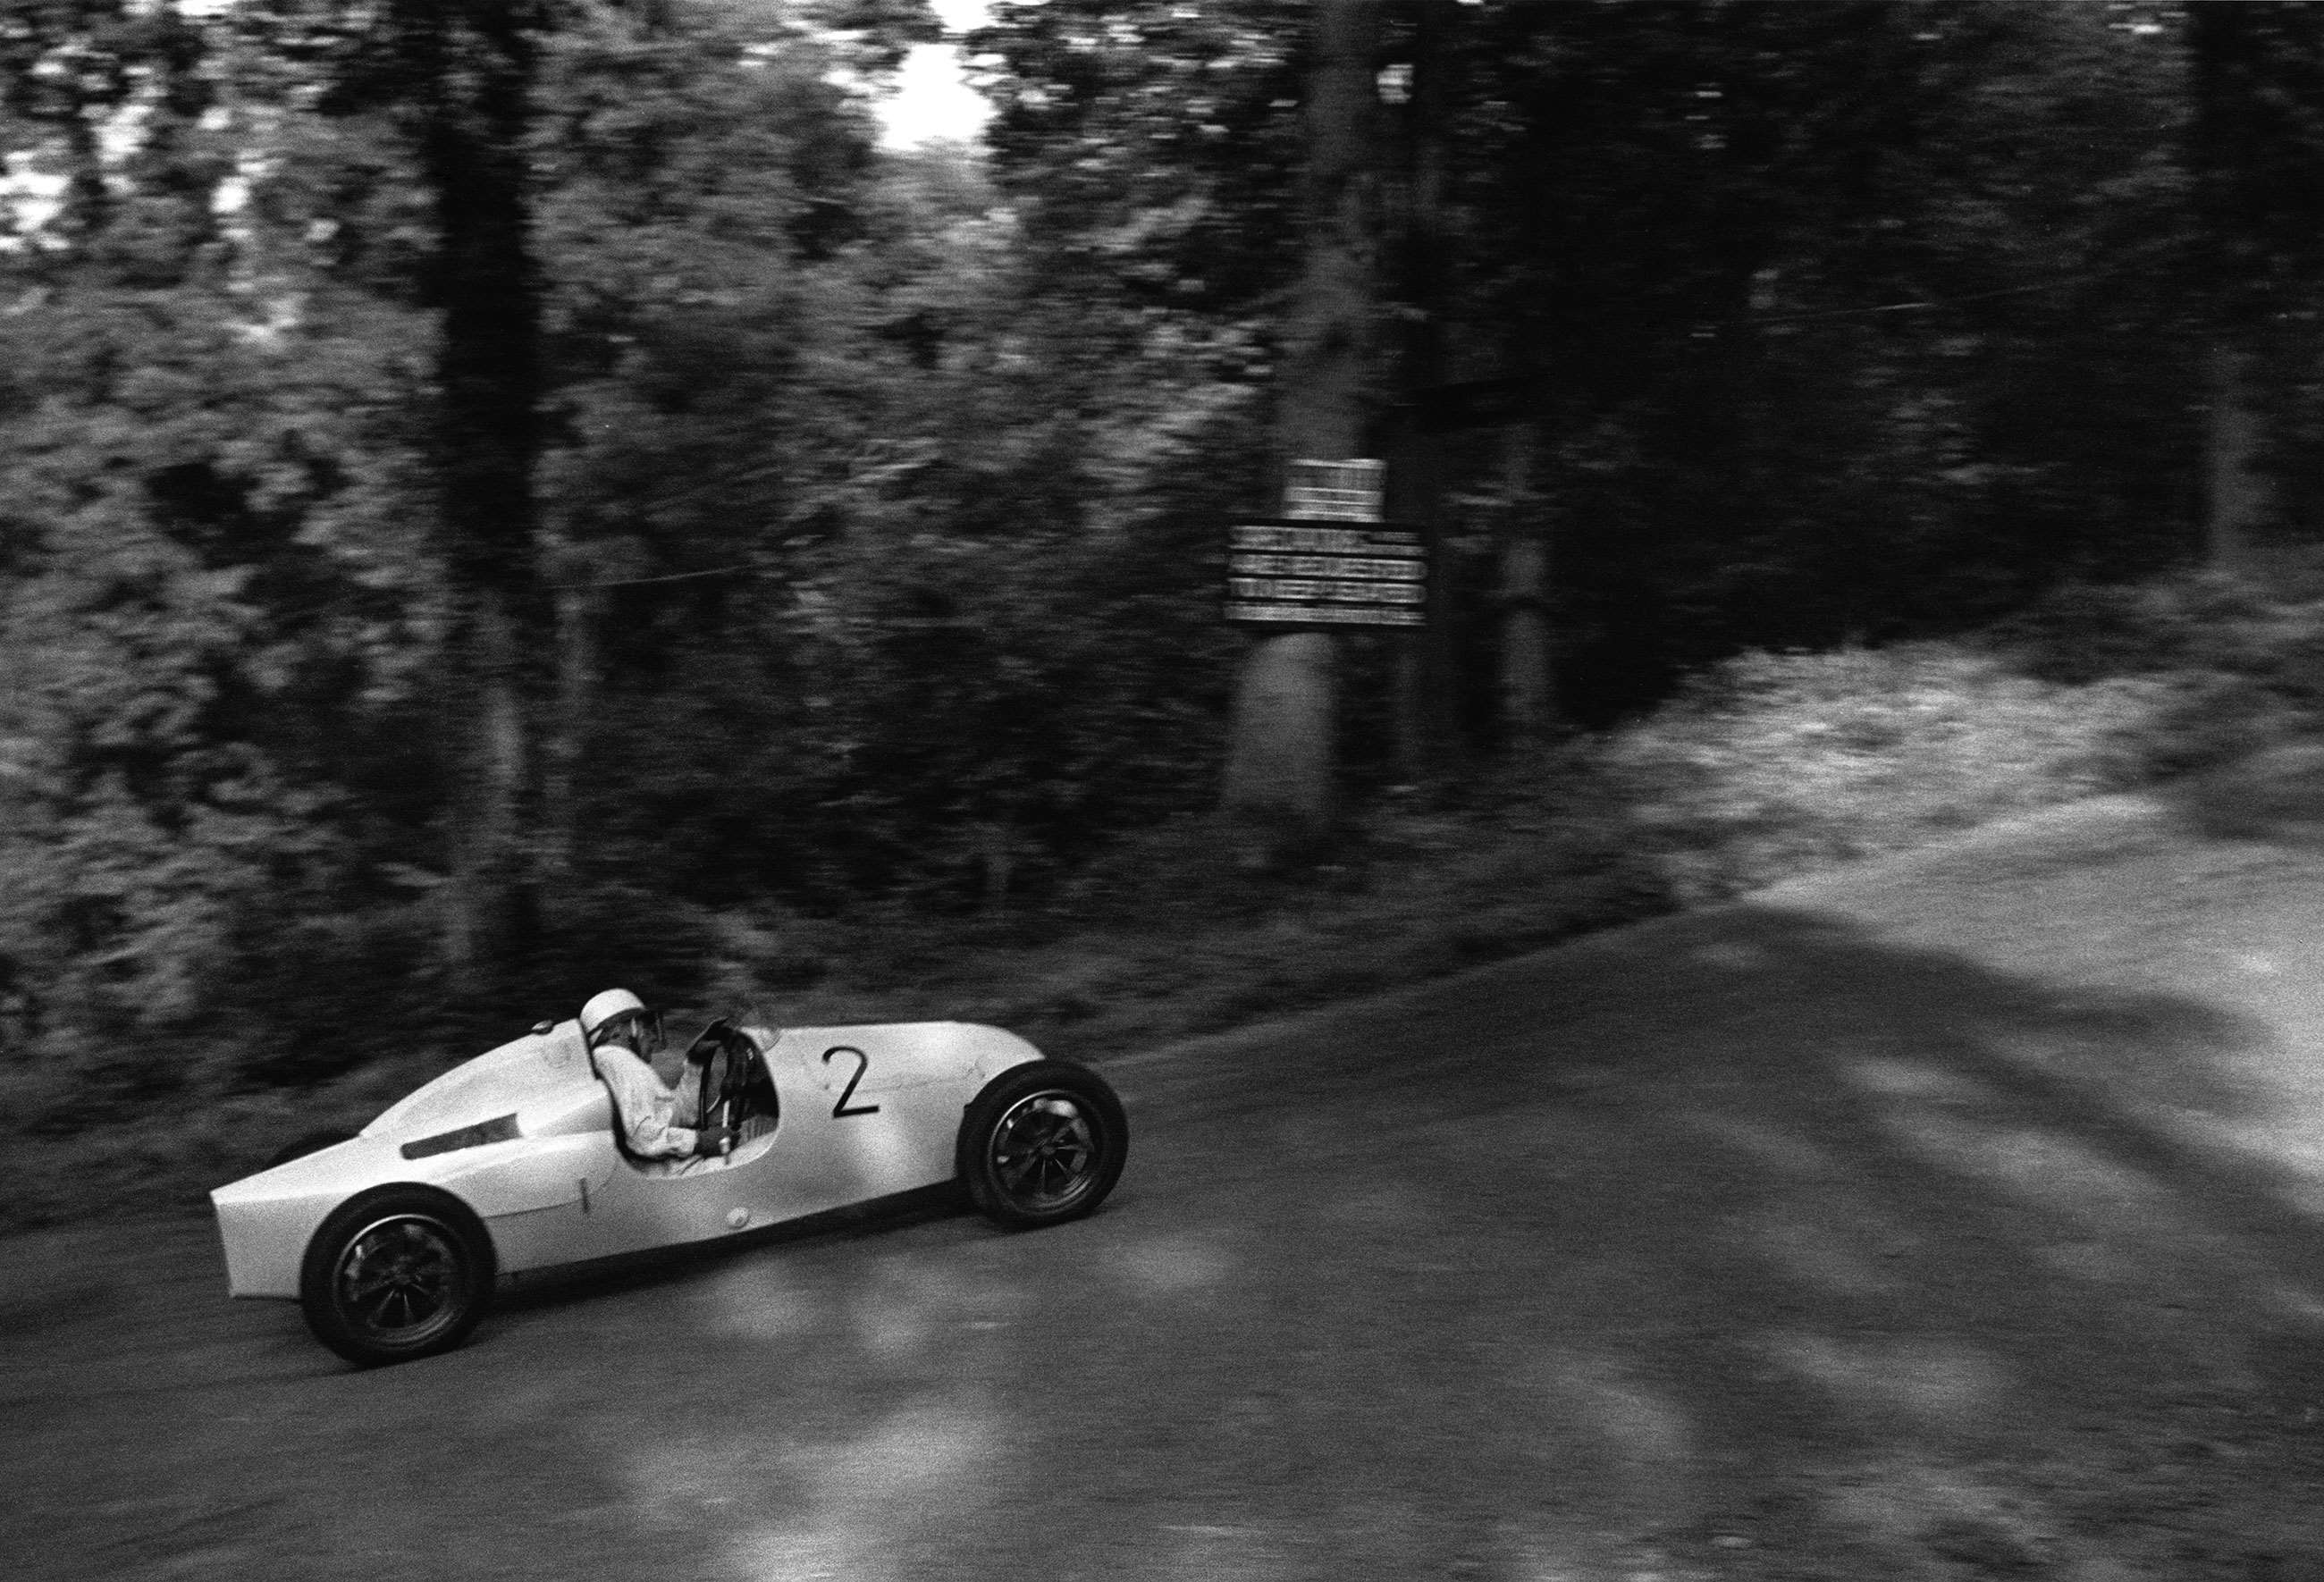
[4,0,2320,1105]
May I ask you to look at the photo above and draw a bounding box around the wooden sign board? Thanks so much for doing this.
[1282,459,1386,523]
[1225,518,1427,629]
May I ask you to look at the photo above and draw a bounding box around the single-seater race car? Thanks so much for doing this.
[211,1014,1128,1367]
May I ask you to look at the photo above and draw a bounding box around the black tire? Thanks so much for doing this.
[956,1061,1127,1229]
[266,1130,356,1171]
[299,1186,496,1367]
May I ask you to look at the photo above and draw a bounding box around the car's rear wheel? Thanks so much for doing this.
[957,1061,1127,1229]
[299,1187,494,1367]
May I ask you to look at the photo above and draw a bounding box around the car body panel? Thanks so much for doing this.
[360,1020,598,1141]
[211,1019,1045,1300]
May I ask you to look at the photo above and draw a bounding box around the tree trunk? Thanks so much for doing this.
[2187,5,2300,578]
[1221,633,1340,827]
[1495,433,1554,745]
[540,559,599,906]
[1387,428,1444,781]
[1220,0,1378,842]
[1393,0,1458,783]
[415,0,543,990]
[443,589,529,987]
[2205,340,2267,574]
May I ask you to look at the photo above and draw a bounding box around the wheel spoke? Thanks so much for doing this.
[359,1284,408,1329]
[986,1090,1108,1208]
[345,1272,396,1306]
[335,1216,461,1337]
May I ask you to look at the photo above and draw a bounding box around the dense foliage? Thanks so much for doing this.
[4,0,2322,1101]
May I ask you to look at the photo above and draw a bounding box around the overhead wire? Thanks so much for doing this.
[1730,252,2176,326]
[544,564,760,590]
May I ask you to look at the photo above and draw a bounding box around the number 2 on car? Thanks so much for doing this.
[821,1046,881,1117]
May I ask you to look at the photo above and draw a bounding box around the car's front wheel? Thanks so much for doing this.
[957,1061,1128,1229]
[299,1187,495,1367]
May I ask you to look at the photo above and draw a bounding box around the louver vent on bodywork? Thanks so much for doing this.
[400,1114,521,1160]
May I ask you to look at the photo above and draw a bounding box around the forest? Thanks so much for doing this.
[6,0,2324,1187]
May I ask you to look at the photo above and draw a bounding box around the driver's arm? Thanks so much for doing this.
[599,1048,698,1158]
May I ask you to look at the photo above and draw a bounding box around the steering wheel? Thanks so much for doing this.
[680,1016,732,1068]
[690,1021,754,1149]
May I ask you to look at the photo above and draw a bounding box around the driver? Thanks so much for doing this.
[578,989,735,1172]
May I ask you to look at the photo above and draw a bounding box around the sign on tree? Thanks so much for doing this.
[1225,519,1427,628]
[1227,457,1426,628]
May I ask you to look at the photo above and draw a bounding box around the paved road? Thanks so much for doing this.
[12,793,2324,1581]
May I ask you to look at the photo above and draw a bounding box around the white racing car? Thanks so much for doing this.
[211,1014,1128,1366]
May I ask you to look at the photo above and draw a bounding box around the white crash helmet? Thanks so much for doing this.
[579,988,661,1054]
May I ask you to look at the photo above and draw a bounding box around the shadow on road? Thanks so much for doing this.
[988,894,2324,1578]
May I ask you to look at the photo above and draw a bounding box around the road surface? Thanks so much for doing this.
[10,790,2324,1580]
